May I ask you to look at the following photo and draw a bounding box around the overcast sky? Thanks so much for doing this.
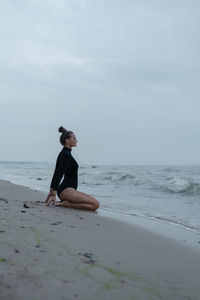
[0,0,200,165]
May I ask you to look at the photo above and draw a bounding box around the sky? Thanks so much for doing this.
[0,0,200,165]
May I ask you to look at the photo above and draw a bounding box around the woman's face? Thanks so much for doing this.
[66,133,77,148]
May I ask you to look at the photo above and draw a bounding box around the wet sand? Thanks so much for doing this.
[0,179,200,300]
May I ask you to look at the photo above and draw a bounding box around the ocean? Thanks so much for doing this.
[0,162,200,235]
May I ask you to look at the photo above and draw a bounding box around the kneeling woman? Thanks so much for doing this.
[45,126,100,211]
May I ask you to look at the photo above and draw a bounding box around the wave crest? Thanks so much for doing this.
[116,174,135,181]
[165,177,200,194]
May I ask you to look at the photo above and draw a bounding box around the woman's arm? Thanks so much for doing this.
[46,152,71,206]
[50,152,71,191]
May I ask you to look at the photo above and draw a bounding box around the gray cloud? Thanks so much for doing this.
[0,0,200,164]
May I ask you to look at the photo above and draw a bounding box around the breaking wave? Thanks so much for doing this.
[159,177,200,195]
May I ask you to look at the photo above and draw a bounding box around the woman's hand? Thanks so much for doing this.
[45,190,52,204]
[45,189,56,206]
[46,195,56,206]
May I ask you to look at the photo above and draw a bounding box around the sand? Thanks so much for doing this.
[0,179,200,300]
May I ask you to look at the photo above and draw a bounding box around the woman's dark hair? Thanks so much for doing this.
[58,126,73,146]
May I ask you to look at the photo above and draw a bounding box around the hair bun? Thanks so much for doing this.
[58,126,67,134]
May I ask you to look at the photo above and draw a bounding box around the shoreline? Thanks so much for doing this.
[1,178,200,251]
[99,208,200,252]
[1,179,200,299]
[1,163,200,242]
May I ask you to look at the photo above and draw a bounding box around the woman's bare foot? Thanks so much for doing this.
[54,200,70,207]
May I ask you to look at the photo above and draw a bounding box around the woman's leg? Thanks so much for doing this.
[55,188,100,211]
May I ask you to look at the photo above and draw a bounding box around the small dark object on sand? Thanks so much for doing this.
[23,203,30,208]
[78,252,96,264]
[120,279,126,283]
[20,210,26,213]
[78,252,93,259]
[76,214,84,220]
[37,178,42,180]
[50,222,61,225]
[84,259,95,264]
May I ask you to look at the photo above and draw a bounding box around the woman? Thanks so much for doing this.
[45,126,99,211]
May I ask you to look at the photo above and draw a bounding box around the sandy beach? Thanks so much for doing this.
[0,179,200,300]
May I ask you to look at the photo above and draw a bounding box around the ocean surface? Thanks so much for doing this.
[0,162,200,234]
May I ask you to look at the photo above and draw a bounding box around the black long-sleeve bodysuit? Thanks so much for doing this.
[50,147,79,196]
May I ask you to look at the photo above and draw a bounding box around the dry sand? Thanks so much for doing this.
[0,179,200,300]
